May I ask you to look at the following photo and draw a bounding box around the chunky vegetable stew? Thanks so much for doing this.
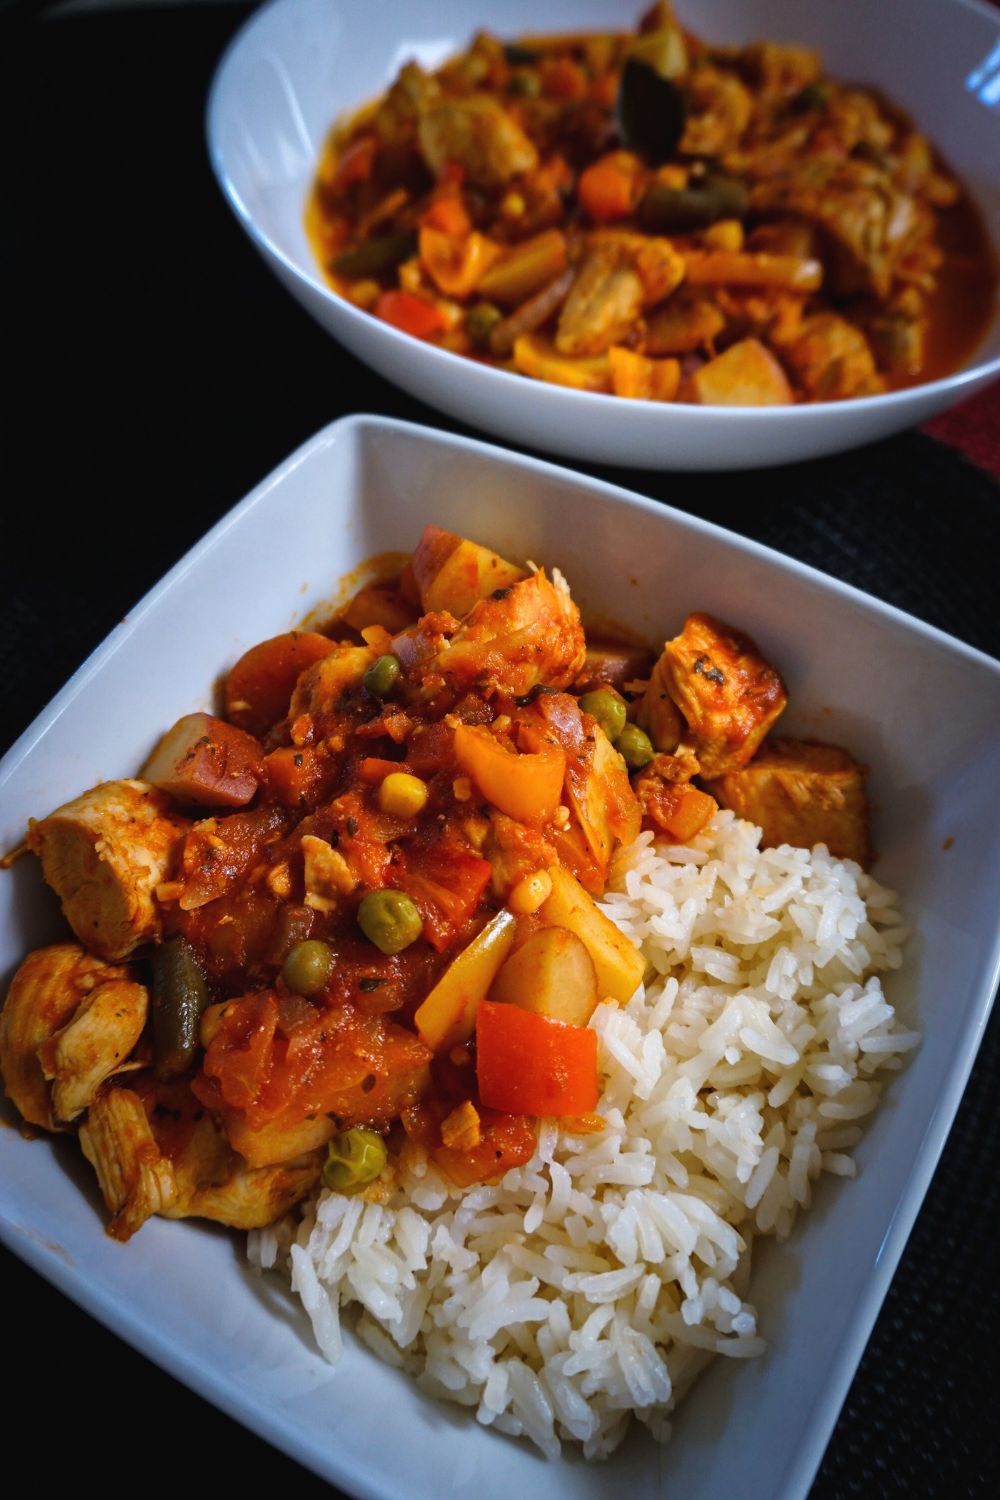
[1,524,873,1238]
[307,2,996,404]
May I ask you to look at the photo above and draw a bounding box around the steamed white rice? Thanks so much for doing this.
[250,810,914,1460]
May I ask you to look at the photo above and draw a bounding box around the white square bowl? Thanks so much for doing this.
[2,415,999,1499]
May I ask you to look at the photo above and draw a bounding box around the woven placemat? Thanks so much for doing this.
[3,7,998,1495]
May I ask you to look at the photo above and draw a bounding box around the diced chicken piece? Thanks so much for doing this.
[287,644,374,721]
[26,781,190,961]
[439,1100,482,1152]
[417,96,538,186]
[0,943,133,1130]
[557,234,685,356]
[892,131,959,207]
[864,290,927,380]
[557,255,643,357]
[163,1112,323,1230]
[682,338,792,406]
[416,569,586,700]
[703,738,869,865]
[79,1082,322,1240]
[37,978,148,1122]
[645,295,726,355]
[776,312,883,400]
[750,159,927,299]
[301,832,357,914]
[79,1087,178,1241]
[654,613,787,776]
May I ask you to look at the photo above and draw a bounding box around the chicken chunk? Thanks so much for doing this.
[654,613,787,776]
[750,159,927,299]
[557,256,643,357]
[37,977,148,1122]
[26,780,190,961]
[163,1110,323,1230]
[703,738,870,865]
[79,1082,323,1241]
[79,1086,178,1240]
[557,233,686,356]
[405,569,586,701]
[682,338,792,407]
[776,312,883,401]
[417,96,538,186]
[0,943,135,1130]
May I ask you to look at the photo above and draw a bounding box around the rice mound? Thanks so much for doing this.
[250,811,915,1460]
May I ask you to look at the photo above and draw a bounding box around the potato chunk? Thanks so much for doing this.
[683,338,792,406]
[704,738,870,865]
[412,526,526,618]
[654,614,787,777]
[490,927,599,1027]
[27,780,190,960]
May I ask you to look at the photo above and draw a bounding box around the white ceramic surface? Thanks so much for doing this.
[206,0,1000,471]
[2,415,1000,1498]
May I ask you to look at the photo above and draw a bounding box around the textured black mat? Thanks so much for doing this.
[2,6,998,1496]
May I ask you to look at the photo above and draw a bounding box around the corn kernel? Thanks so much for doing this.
[704,218,744,252]
[508,868,554,915]
[452,776,473,801]
[378,771,429,818]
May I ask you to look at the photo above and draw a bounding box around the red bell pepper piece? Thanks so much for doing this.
[475,1000,599,1117]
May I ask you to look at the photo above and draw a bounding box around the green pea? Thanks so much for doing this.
[579,687,628,743]
[357,888,424,954]
[466,302,503,348]
[281,939,335,997]
[322,1127,388,1194]
[615,723,654,770]
[363,653,401,699]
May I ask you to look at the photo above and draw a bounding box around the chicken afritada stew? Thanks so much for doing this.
[308,3,996,405]
[3,525,916,1455]
[5,525,874,1237]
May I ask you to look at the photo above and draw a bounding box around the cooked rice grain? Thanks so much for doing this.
[251,812,912,1460]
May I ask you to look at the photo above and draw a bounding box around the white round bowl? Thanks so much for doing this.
[207,0,1000,470]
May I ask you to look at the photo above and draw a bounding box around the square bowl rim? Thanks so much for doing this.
[3,412,1000,1500]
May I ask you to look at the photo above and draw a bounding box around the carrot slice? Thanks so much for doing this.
[374,289,447,339]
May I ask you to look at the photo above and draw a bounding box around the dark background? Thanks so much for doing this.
[2,4,998,1495]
